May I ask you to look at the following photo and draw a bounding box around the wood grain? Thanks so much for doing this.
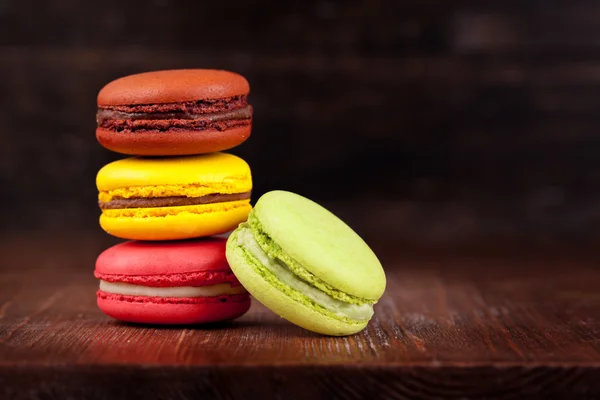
[0,232,599,398]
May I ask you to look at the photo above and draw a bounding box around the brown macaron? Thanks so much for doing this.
[96,69,252,156]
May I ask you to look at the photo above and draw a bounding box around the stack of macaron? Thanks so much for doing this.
[93,69,387,336]
[94,69,254,325]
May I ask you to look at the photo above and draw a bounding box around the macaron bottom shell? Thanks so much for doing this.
[99,200,252,241]
[96,126,251,156]
[97,291,251,325]
[226,229,369,336]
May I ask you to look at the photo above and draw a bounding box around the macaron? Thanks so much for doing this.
[96,69,252,156]
[95,238,250,324]
[97,152,252,241]
[226,191,386,336]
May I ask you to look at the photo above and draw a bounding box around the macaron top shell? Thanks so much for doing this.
[98,69,250,105]
[96,152,251,192]
[96,238,230,276]
[253,191,385,301]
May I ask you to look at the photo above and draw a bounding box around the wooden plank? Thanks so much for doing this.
[0,233,599,398]
[1,366,599,399]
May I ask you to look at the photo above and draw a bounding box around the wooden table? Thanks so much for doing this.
[1,232,599,399]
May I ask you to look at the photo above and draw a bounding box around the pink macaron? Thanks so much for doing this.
[95,238,250,324]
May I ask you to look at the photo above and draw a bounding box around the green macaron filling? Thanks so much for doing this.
[235,219,374,322]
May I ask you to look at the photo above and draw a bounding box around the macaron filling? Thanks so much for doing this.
[97,95,252,133]
[97,106,252,124]
[99,281,247,298]
[234,221,374,322]
[99,191,251,209]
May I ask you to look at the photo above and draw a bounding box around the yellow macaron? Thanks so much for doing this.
[97,153,252,241]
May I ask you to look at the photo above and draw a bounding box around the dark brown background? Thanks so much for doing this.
[2,0,600,245]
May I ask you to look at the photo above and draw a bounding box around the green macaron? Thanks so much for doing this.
[226,190,386,336]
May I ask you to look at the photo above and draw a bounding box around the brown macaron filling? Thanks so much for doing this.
[99,191,252,210]
[97,95,252,133]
